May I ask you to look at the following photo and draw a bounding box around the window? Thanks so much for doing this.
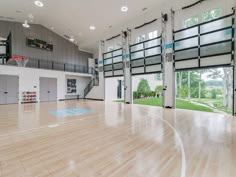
[185,16,199,28]
[203,8,221,22]
[136,34,146,43]
[148,30,158,39]
[107,46,114,52]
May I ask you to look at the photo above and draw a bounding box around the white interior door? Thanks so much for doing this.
[6,75,19,104]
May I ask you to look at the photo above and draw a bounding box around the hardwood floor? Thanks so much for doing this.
[0,100,235,177]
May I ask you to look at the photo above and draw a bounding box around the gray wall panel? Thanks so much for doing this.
[0,20,93,66]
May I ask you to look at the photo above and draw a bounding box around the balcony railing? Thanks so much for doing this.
[2,57,95,75]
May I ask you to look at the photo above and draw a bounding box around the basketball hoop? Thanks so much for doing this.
[10,56,29,67]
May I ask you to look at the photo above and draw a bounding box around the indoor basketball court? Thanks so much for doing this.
[0,0,236,177]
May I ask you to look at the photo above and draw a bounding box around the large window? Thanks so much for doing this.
[184,8,222,28]
[136,30,158,43]
[203,8,222,22]
[185,16,199,28]
[107,46,114,52]
[148,30,158,40]
[136,34,146,43]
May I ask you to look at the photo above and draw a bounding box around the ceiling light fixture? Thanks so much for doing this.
[90,26,95,30]
[22,20,30,28]
[34,1,44,7]
[121,6,128,12]
[51,27,54,30]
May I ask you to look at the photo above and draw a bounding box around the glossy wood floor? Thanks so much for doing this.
[0,100,235,177]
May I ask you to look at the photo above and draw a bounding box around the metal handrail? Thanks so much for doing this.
[84,73,99,97]
[3,57,95,75]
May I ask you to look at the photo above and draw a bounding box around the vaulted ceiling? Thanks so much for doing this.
[0,0,192,53]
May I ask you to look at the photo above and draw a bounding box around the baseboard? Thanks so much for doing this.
[59,98,83,101]
[85,98,104,101]
[21,101,38,104]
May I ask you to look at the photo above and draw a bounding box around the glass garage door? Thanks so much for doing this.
[173,13,235,70]
[103,48,123,78]
[130,36,162,75]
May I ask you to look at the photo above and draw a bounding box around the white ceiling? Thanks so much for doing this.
[0,0,171,53]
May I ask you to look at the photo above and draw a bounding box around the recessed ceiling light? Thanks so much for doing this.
[121,6,128,12]
[34,1,44,7]
[22,20,30,28]
[51,27,54,30]
[90,26,95,30]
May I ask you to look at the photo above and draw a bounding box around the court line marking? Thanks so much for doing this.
[160,117,186,177]
[142,108,186,177]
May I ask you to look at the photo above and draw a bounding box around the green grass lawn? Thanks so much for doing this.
[134,97,163,107]
[114,97,234,113]
[176,99,213,112]
[133,97,213,112]
[191,98,232,114]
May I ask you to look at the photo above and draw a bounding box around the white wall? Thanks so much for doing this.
[0,65,92,103]
[88,58,95,68]
[85,86,104,100]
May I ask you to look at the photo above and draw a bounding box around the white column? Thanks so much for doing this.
[233,11,236,115]
[123,30,132,104]
[163,10,175,108]
[98,40,105,100]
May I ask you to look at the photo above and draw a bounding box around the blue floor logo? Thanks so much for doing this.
[49,108,94,118]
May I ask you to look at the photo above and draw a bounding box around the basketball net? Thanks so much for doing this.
[11,56,29,67]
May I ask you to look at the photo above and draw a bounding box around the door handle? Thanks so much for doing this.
[4,92,8,94]
[48,91,50,93]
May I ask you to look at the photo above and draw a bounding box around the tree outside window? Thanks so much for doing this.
[203,8,221,22]
[184,16,199,28]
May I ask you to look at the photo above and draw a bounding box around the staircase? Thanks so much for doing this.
[84,71,99,97]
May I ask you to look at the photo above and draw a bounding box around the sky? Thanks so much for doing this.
[201,68,224,81]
